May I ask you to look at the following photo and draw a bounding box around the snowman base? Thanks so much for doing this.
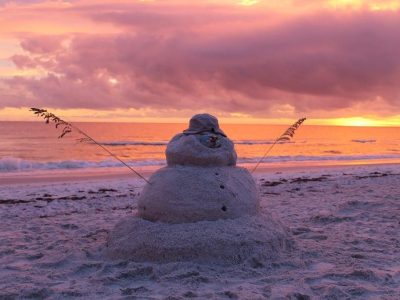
[105,213,294,265]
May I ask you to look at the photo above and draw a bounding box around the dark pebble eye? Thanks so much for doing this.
[221,205,227,211]
[220,185,225,189]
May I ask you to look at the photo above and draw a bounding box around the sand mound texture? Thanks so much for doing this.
[105,213,294,265]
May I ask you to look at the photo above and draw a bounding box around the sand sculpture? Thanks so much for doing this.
[137,113,259,223]
[106,114,293,265]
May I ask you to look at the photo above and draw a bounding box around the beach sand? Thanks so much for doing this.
[1,164,399,299]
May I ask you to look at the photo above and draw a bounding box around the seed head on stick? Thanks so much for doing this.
[30,108,150,184]
[251,117,306,173]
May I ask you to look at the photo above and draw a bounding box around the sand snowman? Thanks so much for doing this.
[106,114,293,265]
[137,113,259,223]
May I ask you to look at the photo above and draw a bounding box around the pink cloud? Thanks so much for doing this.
[2,3,400,118]
[19,35,65,54]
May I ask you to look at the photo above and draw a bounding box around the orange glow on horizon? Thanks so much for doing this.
[1,107,400,127]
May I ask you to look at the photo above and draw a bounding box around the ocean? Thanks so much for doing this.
[1,121,400,174]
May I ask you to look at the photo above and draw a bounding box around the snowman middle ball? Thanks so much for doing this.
[137,165,259,223]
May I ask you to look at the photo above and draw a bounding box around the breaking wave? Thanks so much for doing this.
[351,139,376,143]
[98,141,168,146]
[98,140,292,147]
[2,154,400,173]
[0,157,165,173]
[234,140,294,145]
[237,154,400,164]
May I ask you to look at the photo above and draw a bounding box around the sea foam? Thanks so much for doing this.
[2,153,400,173]
[0,157,165,173]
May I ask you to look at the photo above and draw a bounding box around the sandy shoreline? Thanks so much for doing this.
[2,160,400,186]
[1,163,400,299]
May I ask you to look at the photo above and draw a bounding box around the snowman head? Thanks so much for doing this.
[166,113,237,166]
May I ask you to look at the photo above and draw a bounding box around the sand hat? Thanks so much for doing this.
[183,114,227,137]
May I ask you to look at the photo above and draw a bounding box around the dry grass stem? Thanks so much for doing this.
[251,117,306,173]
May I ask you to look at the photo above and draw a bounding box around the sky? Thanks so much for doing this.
[0,0,400,125]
